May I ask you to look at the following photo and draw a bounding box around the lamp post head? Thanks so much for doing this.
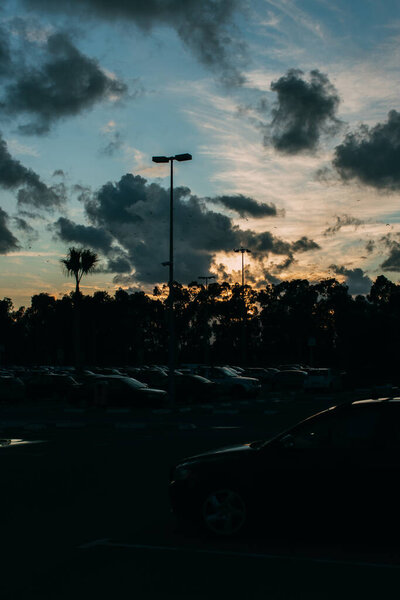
[152,154,192,163]
[234,247,251,253]
[174,153,192,162]
[152,156,170,163]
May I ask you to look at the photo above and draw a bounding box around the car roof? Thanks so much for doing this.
[352,397,400,405]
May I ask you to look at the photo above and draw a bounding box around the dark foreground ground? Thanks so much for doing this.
[1,390,399,599]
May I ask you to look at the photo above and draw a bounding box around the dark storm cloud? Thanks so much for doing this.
[1,32,127,135]
[13,216,34,232]
[291,236,320,252]
[21,0,245,86]
[52,216,114,252]
[380,237,400,272]
[85,173,294,284]
[330,264,372,295]
[267,69,341,154]
[210,194,280,218]
[323,214,364,236]
[0,207,20,254]
[275,255,296,272]
[0,132,64,209]
[333,110,400,190]
[0,26,12,77]
[241,230,291,260]
[107,254,132,273]
[13,216,38,244]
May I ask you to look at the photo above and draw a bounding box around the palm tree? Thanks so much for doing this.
[61,247,98,370]
[61,247,99,296]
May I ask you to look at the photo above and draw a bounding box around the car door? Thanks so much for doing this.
[257,411,348,526]
[339,404,400,531]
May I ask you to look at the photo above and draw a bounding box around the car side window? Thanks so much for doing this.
[330,408,383,449]
[284,415,334,449]
[283,408,383,450]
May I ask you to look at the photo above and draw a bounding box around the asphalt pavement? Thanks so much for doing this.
[1,391,399,599]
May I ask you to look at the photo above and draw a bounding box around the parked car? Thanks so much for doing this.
[273,369,308,390]
[195,366,260,398]
[174,373,216,404]
[24,373,81,401]
[241,368,277,385]
[79,374,167,408]
[303,368,342,392]
[132,368,169,390]
[170,397,400,539]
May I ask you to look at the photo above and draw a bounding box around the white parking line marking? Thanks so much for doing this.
[78,539,400,570]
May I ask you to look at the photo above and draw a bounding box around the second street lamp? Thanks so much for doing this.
[152,153,192,408]
[234,246,251,366]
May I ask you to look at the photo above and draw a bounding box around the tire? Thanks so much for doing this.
[201,488,247,537]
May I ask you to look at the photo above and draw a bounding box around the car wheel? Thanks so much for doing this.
[202,488,247,536]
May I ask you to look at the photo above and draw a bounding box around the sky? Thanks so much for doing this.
[1,0,400,308]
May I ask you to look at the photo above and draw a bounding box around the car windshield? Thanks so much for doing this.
[121,377,147,390]
[220,367,238,377]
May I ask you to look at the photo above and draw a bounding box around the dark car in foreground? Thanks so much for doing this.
[170,398,400,539]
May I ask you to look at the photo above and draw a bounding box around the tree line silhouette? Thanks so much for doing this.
[1,273,400,384]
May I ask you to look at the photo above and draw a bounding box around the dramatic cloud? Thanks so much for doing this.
[85,173,294,284]
[0,26,12,77]
[333,110,400,190]
[291,236,320,253]
[323,214,364,236]
[330,264,372,295]
[0,133,64,209]
[210,194,280,218]
[21,0,246,86]
[0,207,20,254]
[381,237,400,272]
[52,216,114,252]
[107,253,132,273]
[267,69,341,154]
[241,230,291,260]
[13,216,38,244]
[1,33,127,135]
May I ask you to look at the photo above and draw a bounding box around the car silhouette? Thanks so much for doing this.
[170,398,400,539]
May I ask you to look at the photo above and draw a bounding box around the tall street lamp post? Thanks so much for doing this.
[152,153,192,408]
[234,247,251,366]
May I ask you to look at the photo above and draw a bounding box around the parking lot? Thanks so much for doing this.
[1,390,400,599]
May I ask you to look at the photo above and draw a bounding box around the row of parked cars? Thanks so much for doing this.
[0,364,343,407]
